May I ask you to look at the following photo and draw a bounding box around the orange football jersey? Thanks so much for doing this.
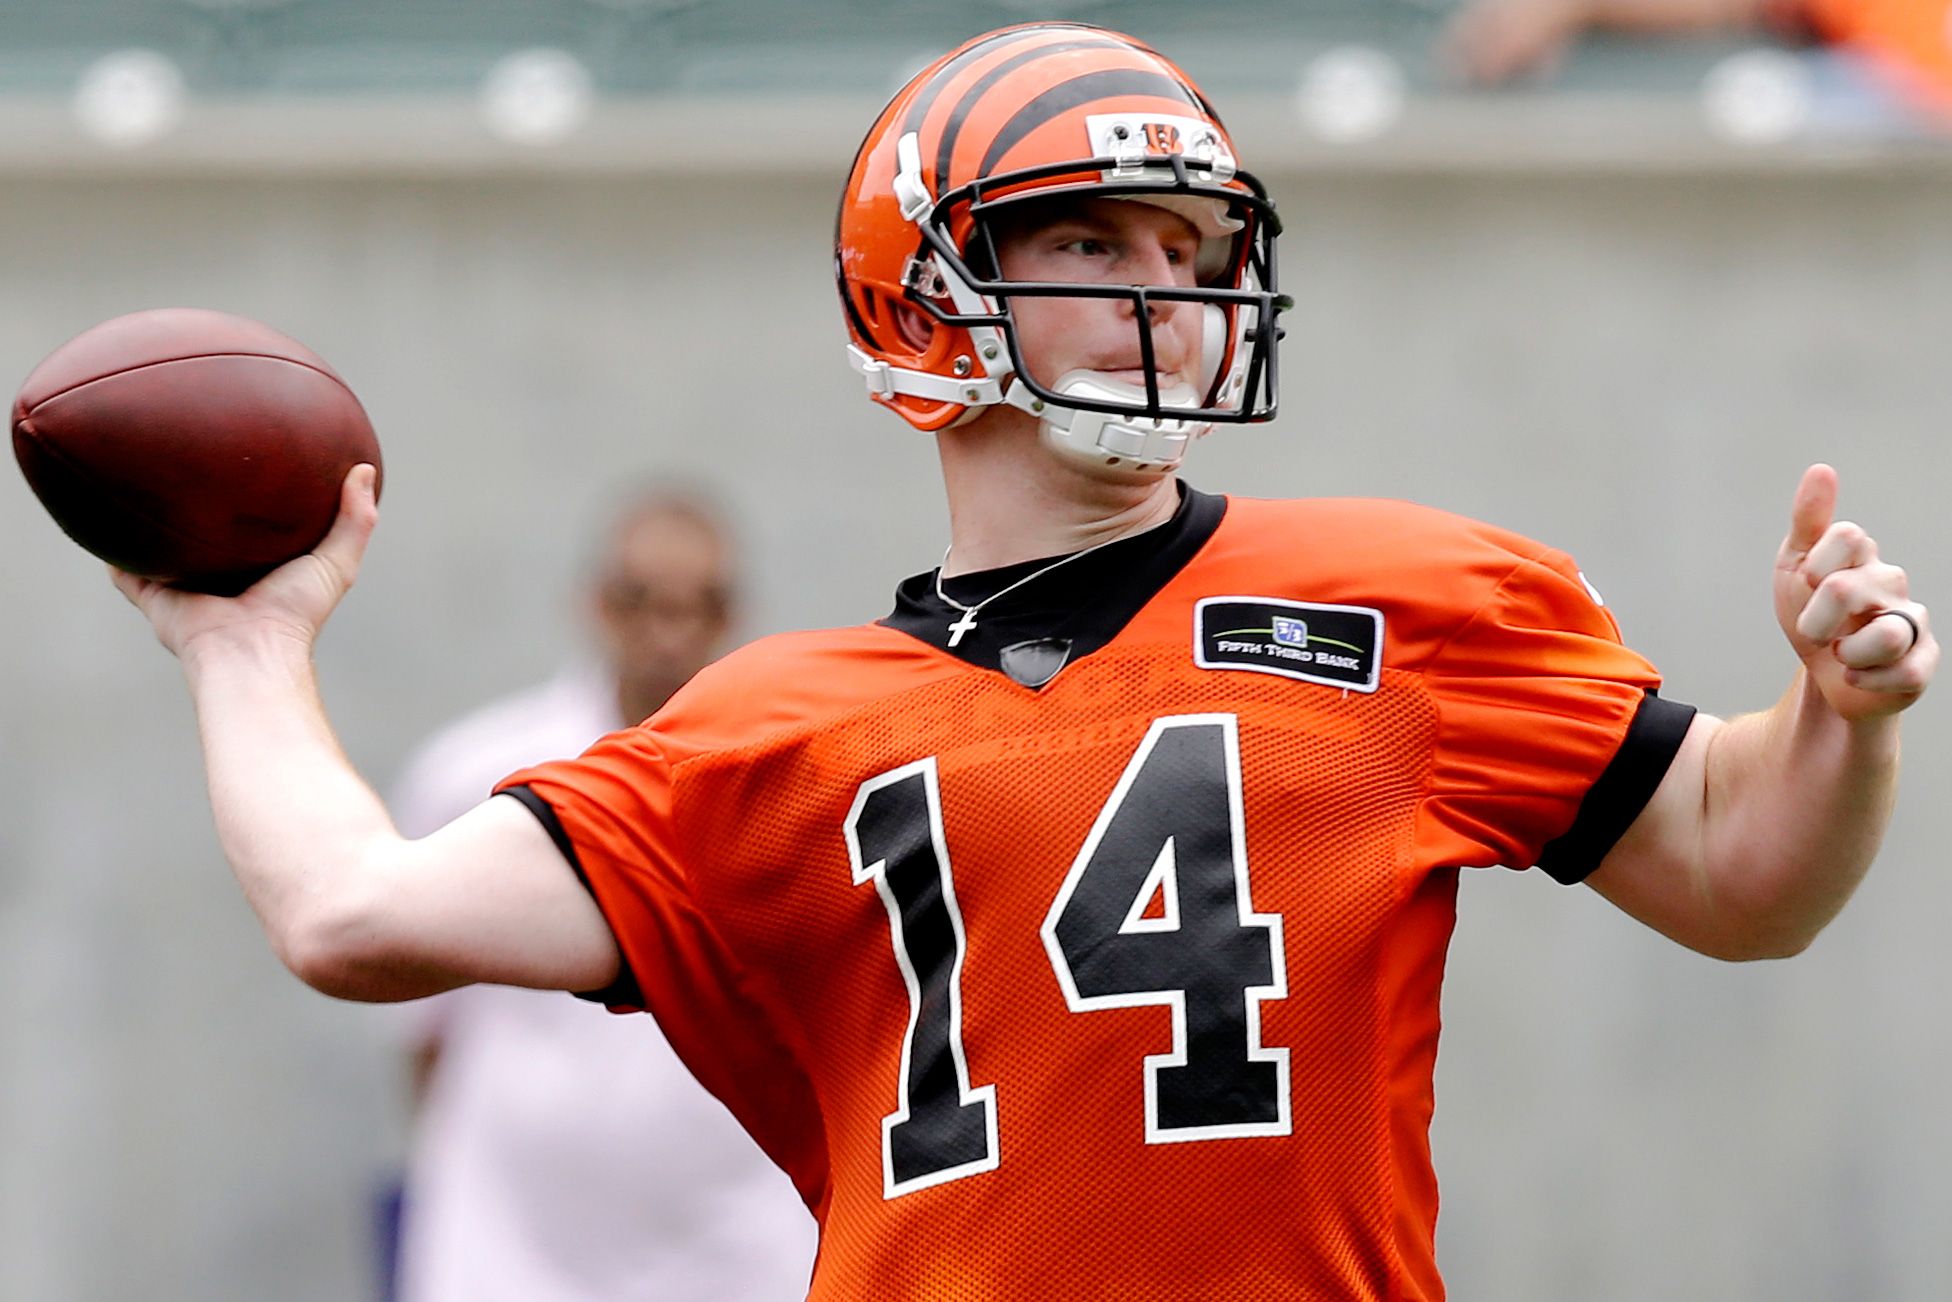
[500,491,1692,1301]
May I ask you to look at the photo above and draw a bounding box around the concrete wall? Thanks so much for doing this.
[2,161,1947,1300]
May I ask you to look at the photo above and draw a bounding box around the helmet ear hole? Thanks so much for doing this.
[892,302,935,352]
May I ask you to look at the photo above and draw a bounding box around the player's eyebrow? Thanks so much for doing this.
[1018,205,1198,252]
[990,197,1100,241]
[1041,206,1114,233]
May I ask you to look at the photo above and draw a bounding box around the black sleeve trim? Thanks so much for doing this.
[499,785,648,1010]
[1536,692,1698,886]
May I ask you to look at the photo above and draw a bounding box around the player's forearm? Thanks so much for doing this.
[181,625,407,990]
[1698,670,1899,957]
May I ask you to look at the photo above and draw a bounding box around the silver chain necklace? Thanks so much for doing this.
[934,534,1126,648]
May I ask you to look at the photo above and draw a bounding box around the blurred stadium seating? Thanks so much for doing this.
[1,0,1935,171]
[0,1,1579,97]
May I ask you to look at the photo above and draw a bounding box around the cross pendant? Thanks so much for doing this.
[947,609,979,647]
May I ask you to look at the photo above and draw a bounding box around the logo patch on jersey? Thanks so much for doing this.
[1193,598,1383,692]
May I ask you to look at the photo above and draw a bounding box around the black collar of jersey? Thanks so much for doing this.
[882,481,1226,688]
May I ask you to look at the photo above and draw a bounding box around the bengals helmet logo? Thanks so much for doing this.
[1141,122,1182,154]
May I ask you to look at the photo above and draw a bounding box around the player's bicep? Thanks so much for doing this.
[1582,713,1731,955]
[374,792,622,995]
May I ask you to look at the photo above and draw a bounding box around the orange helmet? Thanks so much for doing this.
[835,23,1290,474]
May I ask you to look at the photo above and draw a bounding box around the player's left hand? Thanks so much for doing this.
[1776,463,1937,721]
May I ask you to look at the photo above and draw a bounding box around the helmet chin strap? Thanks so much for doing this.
[1001,371,1211,476]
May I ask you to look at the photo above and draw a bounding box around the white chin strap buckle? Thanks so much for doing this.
[1006,371,1212,473]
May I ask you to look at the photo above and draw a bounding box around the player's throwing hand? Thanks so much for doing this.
[1775,463,1937,719]
[110,464,380,663]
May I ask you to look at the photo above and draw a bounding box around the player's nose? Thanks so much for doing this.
[1114,245,1185,330]
[1121,235,1181,288]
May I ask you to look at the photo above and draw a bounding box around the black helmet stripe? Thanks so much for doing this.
[835,251,883,352]
[901,24,1097,137]
[973,69,1201,183]
[934,38,1129,191]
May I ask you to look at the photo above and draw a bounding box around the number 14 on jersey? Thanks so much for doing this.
[844,713,1291,1200]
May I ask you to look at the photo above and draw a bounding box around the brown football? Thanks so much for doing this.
[11,308,382,595]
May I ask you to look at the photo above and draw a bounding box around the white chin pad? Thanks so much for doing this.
[1022,370,1211,474]
[1056,370,1200,412]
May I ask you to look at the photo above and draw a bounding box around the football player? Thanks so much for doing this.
[114,24,1936,1300]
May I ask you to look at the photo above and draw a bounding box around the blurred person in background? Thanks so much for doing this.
[1446,0,1952,119]
[387,487,815,1302]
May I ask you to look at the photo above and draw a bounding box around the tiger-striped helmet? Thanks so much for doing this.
[836,23,1289,475]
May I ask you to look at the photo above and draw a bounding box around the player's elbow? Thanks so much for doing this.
[1720,925,1820,963]
[1761,931,1817,960]
[275,875,432,1002]
[1691,934,1809,963]
[1686,910,1825,963]
[277,903,389,999]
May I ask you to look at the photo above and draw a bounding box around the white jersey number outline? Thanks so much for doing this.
[846,714,1290,1198]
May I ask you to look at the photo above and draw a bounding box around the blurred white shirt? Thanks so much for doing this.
[391,667,817,1302]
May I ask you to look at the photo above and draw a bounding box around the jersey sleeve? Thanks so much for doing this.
[494,729,831,1214]
[1417,545,1696,884]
